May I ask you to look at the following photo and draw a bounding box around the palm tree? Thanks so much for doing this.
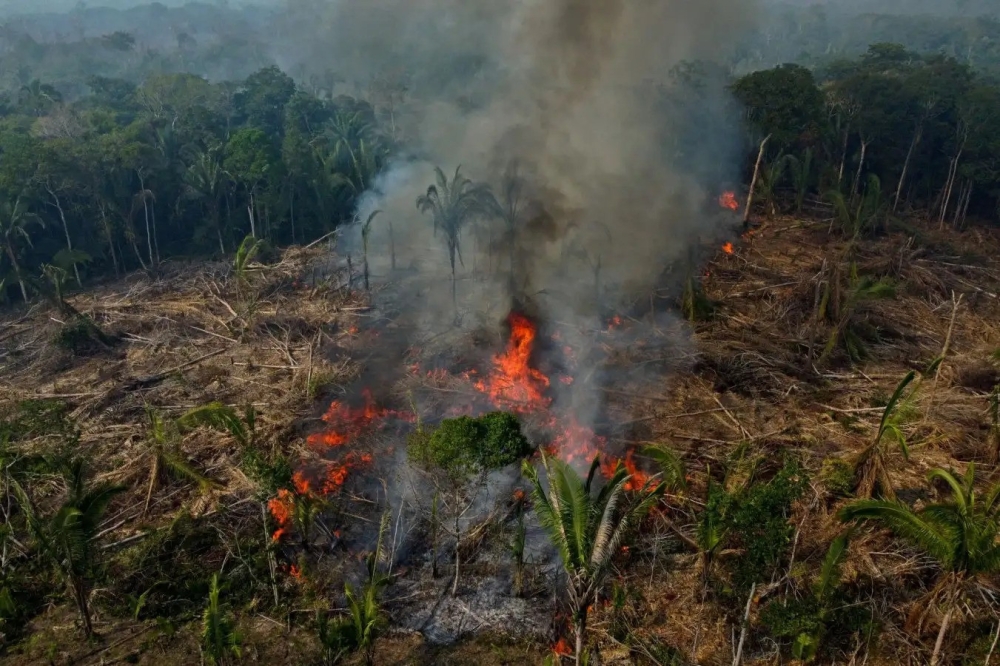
[840,466,1000,666]
[853,366,933,499]
[185,147,228,255]
[20,459,124,637]
[523,455,665,665]
[142,406,216,517]
[416,166,497,321]
[201,574,242,665]
[0,197,44,302]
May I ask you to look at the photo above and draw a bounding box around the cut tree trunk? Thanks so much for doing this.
[743,134,772,229]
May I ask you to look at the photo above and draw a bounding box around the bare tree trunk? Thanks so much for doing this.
[960,182,973,227]
[5,247,28,302]
[939,146,964,229]
[732,582,756,666]
[951,181,965,228]
[743,134,772,228]
[46,185,81,285]
[389,221,396,272]
[151,198,160,265]
[851,138,869,202]
[451,514,460,596]
[838,124,850,188]
[289,186,296,245]
[248,190,257,239]
[574,607,588,666]
[894,125,922,212]
[99,205,119,278]
[142,195,154,269]
[930,603,954,666]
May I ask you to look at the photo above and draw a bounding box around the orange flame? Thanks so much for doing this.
[553,638,573,656]
[474,312,551,412]
[268,488,295,542]
[719,191,739,211]
[722,242,734,255]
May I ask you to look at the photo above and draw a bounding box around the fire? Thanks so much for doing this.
[606,315,623,331]
[553,638,573,656]
[308,389,387,448]
[474,312,551,412]
[268,488,295,542]
[553,418,604,465]
[719,191,739,211]
[722,242,734,255]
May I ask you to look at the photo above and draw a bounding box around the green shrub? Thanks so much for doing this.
[52,316,113,355]
[241,447,293,495]
[819,457,853,497]
[408,411,531,478]
[726,459,807,594]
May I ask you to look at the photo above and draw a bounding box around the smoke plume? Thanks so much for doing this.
[287,0,753,332]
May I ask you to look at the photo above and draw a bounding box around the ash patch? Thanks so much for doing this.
[392,571,555,645]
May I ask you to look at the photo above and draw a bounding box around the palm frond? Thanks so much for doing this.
[817,530,851,600]
[640,445,687,491]
[179,401,249,447]
[840,499,954,567]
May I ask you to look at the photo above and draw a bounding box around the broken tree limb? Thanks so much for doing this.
[125,347,229,390]
[732,582,755,666]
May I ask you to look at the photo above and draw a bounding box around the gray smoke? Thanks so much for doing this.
[306,0,755,333]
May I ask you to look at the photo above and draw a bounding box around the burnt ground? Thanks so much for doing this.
[2,213,1000,664]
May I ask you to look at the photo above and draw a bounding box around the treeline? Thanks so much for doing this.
[732,43,1000,229]
[741,7,1000,75]
[0,66,390,301]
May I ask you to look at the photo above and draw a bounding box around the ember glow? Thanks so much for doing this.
[722,242,734,255]
[474,312,551,412]
[719,191,739,211]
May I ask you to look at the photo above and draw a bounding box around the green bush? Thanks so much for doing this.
[819,457,854,497]
[726,459,807,594]
[241,447,293,495]
[52,316,113,355]
[409,411,532,479]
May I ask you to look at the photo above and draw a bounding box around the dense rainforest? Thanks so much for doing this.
[0,41,999,300]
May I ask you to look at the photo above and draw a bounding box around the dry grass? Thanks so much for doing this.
[588,215,1000,665]
[4,214,1000,665]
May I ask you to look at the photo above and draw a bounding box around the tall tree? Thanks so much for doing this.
[416,166,497,321]
[0,197,43,302]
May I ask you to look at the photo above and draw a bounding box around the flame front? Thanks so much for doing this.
[719,191,739,211]
[474,312,551,412]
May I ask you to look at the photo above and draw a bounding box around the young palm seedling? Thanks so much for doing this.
[841,465,1000,666]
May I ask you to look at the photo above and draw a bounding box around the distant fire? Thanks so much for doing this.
[719,191,739,211]
[474,312,551,412]
[722,242,734,255]
[553,638,573,657]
